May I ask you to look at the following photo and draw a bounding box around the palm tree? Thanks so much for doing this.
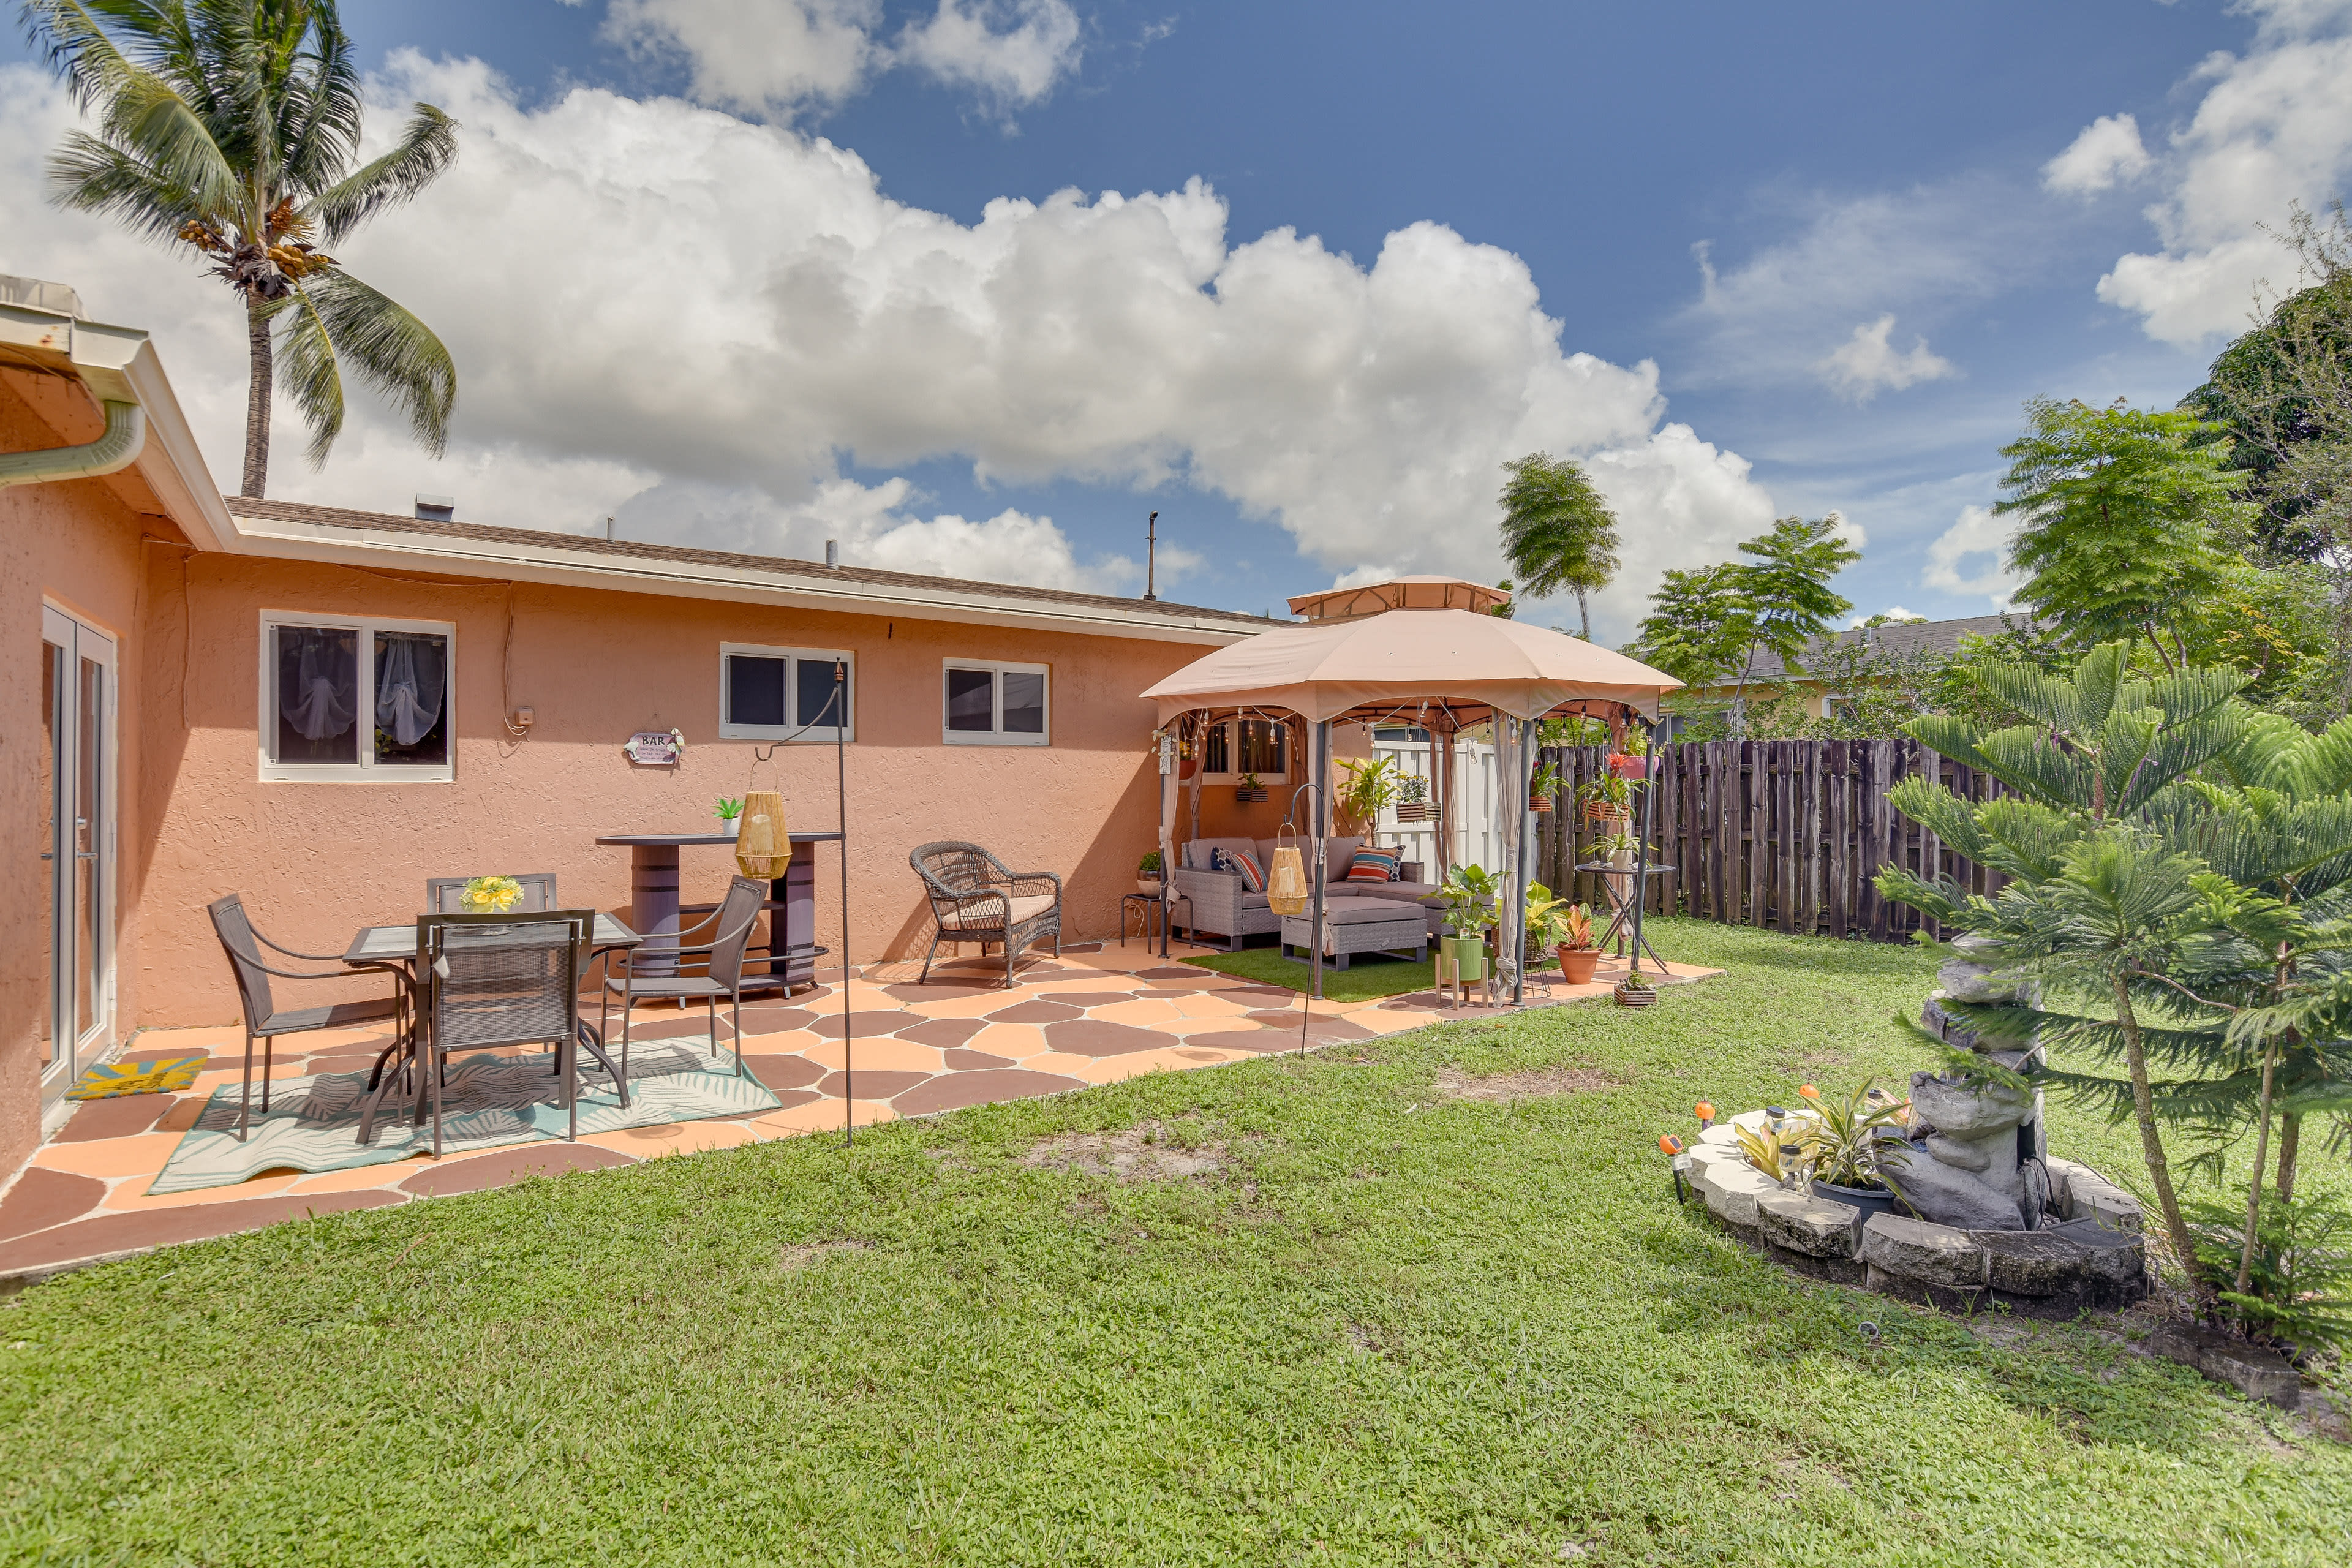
[1498,452,1621,639]
[25,0,459,497]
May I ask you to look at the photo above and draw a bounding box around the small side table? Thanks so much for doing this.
[1121,891,1189,948]
[1576,861,1676,974]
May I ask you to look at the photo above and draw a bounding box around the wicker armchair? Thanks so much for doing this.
[910,842,1063,987]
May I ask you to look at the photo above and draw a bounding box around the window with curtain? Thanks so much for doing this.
[262,615,454,780]
[718,644,854,741]
[1238,718,1287,775]
[941,660,1050,746]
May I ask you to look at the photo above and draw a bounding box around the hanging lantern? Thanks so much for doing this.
[734,789,792,880]
[1267,844,1310,915]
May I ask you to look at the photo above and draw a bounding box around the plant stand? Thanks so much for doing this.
[1575,859,1676,976]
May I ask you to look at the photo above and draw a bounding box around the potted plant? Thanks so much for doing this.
[1608,725,1649,781]
[1803,1082,1912,1221]
[1553,900,1600,984]
[459,875,524,913]
[1593,829,1642,871]
[1435,863,1501,985]
[1578,770,1632,824]
[1235,772,1268,804]
[714,796,744,835]
[1335,755,1400,832]
[1137,849,1164,898]
[1528,760,1562,813]
[1395,773,1431,823]
[1612,970,1656,1009]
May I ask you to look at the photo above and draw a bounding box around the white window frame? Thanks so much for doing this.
[257,611,457,783]
[941,658,1050,747]
[718,643,856,742]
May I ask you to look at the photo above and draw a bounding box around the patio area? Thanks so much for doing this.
[0,940,1717,1281]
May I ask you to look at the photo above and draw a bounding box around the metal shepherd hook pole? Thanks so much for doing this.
[1627,714,1657,984]
[835,658,853,1145]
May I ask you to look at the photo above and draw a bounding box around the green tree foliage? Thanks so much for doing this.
[1993,398,2245,670]
[25,0,459,496]
[1632,563,1752,689]
[1734,514,1861,685]
[1498,453,1622,639]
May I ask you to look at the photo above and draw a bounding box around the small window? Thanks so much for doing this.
[260,613,454,782]
[720,644,854,741]
[942,660,1050,747]
[1201,722,1231,775]
[1238,718,1287,775]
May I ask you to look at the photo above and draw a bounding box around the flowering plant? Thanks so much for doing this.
[460,875,523,913]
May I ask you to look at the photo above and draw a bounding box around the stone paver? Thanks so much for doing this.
[0,941,1721,1280]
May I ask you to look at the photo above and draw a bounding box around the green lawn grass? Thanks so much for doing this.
[3,918,2348,1566]
[1182,944,1436,1000]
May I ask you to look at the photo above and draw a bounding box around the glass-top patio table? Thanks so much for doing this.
[1575,861,1675,974]
[342,912,643,963]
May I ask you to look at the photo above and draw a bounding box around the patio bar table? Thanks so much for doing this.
[594,832,842,981]
[1575,861,1675,974]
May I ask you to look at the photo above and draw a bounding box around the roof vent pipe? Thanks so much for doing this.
[604,514,615,541]
[415,492,454,522]
[825,538,838,568]
[0,399,143,489]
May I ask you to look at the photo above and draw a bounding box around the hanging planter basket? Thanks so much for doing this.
[1235,786,1268,804]
[1178,755,1200,781]
[1529,794,1553,813]
[1583,802,1630,824]
[1395,802,1431,823]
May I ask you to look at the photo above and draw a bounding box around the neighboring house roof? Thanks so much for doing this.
[223,496,1279,645]
[1694,614,2038,688]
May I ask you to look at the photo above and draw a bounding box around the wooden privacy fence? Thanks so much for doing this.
[1531,741,2008,942]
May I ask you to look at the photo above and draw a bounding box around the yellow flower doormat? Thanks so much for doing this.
[68,1056,207,1099]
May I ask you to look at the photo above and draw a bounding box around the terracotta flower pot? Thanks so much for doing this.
[1608,754,1648,781]
[1557,946,1600,984]
[1178,756,1200,781]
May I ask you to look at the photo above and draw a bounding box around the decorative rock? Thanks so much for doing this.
[1859,1214,1986,1289]
[1695,1123,1743,1149]
[2046,1158,2143,1232]
[1692,1160,1779,1227]
[1937,959,2008,1004]
[1755,1189,1864,1259]
[1975,1223,2145,1298]
[2030,1219,2148,1289]
[2146,1322,2302,1408]
[1887,1140,2026,1229]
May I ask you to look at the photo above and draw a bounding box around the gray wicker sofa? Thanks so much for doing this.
[1170,835,1446,949]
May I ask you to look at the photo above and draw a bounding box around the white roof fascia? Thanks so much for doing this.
[227,507,1262,647]
[0,303,233,551]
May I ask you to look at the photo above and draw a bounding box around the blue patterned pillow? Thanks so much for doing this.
[1215,846,1267,892]
[1346,847,1401,882]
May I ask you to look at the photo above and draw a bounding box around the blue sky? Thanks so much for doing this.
[6,1,2345,638]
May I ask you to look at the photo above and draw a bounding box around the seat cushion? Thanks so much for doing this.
[939,892,1057,930]
[1348,881,1442,905]
[1256,836,1362,875]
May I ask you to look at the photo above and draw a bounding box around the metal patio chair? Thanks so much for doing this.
[598,875,768,1085]
[910,841,1062,988]
[423,873,560,913]
[208,893,413,1142]
[373,909,603,1155]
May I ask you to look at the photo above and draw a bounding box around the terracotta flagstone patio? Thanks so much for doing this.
[0,940,1717,1283]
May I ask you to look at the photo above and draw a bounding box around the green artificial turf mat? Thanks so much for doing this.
[1181,944,1436,1001]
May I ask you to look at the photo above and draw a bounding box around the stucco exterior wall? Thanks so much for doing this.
[130,551,1204,1027]
[0,368,159,1174]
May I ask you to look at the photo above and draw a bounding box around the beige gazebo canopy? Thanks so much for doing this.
[1140,576,1684,1003]
[1140,575,1682,726]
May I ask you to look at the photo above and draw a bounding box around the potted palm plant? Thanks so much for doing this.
[1436,863,1501,984]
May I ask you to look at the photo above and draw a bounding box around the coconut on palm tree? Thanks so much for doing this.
[25,0,459,497]
[1498,451,1621,639]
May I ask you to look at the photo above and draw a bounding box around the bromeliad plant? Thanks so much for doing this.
[1804,1082,1912,1194]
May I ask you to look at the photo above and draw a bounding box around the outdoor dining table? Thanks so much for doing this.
[341,913,644,1145]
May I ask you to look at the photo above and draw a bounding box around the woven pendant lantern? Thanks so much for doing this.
[733,790,793,880]
[1267,843,1310,916]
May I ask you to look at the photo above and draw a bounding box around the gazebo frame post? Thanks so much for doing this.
[1509,714,1529,1008]
[1627,715,1658,982]
[1310,719,1330,1003]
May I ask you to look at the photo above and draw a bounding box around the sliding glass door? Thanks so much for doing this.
[39,605,116,1117]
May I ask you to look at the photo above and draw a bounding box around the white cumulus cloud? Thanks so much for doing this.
[2088,0,2352,342]
[1923,503,2019,605]
[2042,113,2152,195]
[597,0,1082,121]
[0,52,1777,635]
[1817,314,1956,401]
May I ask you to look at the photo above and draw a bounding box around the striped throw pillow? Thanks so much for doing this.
[1346,847,1401,882]
[1216,846,1268,893]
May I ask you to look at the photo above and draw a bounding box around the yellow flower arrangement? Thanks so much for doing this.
[460,875,524,913]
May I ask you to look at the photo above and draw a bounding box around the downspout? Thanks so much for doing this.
[0,399,145,488]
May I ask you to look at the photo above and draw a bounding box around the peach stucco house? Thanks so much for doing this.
[0,280,1278,1182]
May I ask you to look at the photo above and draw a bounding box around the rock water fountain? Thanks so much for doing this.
[1684,939,2154,1317]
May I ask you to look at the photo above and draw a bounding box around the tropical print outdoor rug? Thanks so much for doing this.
[151,1038,778,1194]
